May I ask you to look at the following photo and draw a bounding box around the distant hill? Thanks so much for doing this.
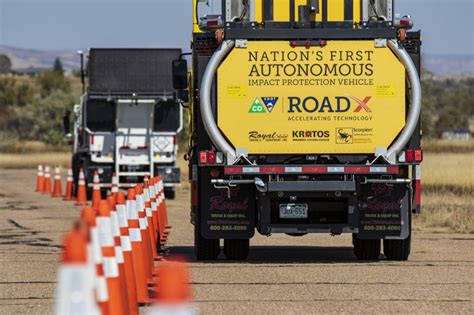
[0,45,473,77]
[424,54,474,77]
[0,45,79,72]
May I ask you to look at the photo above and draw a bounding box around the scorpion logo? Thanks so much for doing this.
[337,128,353,144]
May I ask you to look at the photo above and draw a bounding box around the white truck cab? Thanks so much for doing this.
[69,48,184,199]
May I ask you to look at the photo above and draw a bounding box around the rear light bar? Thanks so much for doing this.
[224,165,398,175]
[199,151,217,165]
[405,149,423,163]
[120,146,148,150]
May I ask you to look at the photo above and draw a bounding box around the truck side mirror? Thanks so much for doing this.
[172,59,188,90]
[63,110,71,136]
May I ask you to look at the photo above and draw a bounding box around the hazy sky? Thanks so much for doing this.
[0,0,473,56]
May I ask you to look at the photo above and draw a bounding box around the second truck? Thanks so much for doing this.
[66,48,184,199]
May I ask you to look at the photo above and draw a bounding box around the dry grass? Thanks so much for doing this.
[0,152,71,169]
[424,139,474,154]
[422,152,473,196]
[0,144,472,233]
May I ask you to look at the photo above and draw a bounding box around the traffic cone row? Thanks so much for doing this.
[35,164,78,201]
[54,175,188,315]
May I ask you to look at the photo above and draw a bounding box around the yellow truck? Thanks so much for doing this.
[172,0,422,260]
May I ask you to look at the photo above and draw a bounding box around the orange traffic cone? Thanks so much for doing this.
[97,200,128,315]
[143,181,158,258]
[81,207,109,315]
[36,164,44,192]
[148,259,196,315]
[149,177,161,254]
[111,173,119,197]
[126,188,151,304]
[114,192,139,315]
[51,166,63,197]
[75,168,88,206]
[64,168,74,201]
[92,171,101,210]
[54,227,100,315]
[135,185,154,279]
[43,166,52,194]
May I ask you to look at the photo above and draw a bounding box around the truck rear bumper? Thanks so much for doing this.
[154,166,181,184]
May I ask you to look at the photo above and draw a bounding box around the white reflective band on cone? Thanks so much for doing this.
[126,200,138,220]
[103,257,119,278]
[116,205,128,227]
[78,180,85,185]
[110,212,120,236]
[139,218,147,229]
[54,265,100,315]
[96,217,114,247]
[150,185,156,199]
[90,227,103,264]
[115,246,124,263]
[144,188,150,202]
[151,202,157,212]
[136,195,144,213]
[120,235,132,251]
[129,228,142,242]
[146,207,152,217]
[96,276,108,302]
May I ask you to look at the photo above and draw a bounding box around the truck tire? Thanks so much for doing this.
[194,223,220,261]
[384,210,412,261]
[383,236,411,261]
[165,188,176,200]
[223,239,249,261]
[353,235,381,260]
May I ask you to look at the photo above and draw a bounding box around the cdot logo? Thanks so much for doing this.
[248,97,279,114]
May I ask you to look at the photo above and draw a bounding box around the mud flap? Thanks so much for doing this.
[357,183,410,240]
[199,171,255,239]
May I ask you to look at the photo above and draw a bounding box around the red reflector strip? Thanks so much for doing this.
[302,166,327,173]
[387,166,399,174]
[224,166,242,174]
[90,135,94,145]
[415,179,421,205]
[346,166,370,173]
[260,166,285,173]
[223,165,399,175]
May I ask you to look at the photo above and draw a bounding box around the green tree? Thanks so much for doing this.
[36,70,71,97]
[13,90,76,145]
[53,57,64,75]
[0,54,12,74]
[434,90,470,136]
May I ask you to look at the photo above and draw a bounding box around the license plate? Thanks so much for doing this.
[279,204,308,219]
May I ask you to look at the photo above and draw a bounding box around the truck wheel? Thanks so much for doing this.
[383,236,411,261]
[194,224,220,261]
[353,235,381,260]
[223,239,249,261]
[165,188,176,200]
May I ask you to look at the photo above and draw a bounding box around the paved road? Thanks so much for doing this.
[0,169,473,314]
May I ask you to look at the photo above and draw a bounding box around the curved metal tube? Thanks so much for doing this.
[385,40,422,164]
[200,40,236,162]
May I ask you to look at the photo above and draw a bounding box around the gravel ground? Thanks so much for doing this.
[0,169,472,314]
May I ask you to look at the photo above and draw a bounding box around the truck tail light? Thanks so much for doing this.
[406,149,423,163]
[199,151,216,165]
[173,135,177,145]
